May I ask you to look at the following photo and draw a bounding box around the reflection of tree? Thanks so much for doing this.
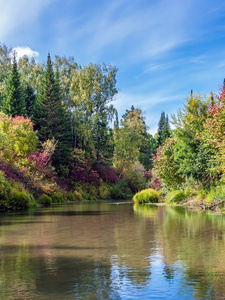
[112,205,158,286]
[156,207,225,299]
[1,203,225,298]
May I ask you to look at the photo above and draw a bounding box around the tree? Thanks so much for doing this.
[113,106,147,177]
[153,138,183,189]
[32,54,72,173]
[24,84,36,117]
[0,112,37,163]
[156,112,170,147]
[1,54,26,117]
[170,92,214,185]
[69,63,118,161]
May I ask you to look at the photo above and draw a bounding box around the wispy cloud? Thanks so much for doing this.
[0,0,53,41]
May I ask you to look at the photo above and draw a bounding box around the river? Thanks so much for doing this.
[0,201,225,299]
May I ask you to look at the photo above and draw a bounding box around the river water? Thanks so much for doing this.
[0,201,225,299]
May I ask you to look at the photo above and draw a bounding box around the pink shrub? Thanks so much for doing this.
[94,163,120,184]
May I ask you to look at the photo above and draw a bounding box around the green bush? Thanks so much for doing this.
[11,190,35,208]
[110,184,126,199]
[133,188,159,204]
[39,194,52,206]
[99,183,111,199]
[74,190,82,200]
[165,190,186,203]
[124,162,146,193]
[52,192,65,203]
[67,191,76,201]
[204,185,225,205]
[0,171,11,200]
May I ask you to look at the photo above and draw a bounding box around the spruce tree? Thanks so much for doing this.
[156,112,165,147]
[157,112,170,147]
[2,54,26,116]
[32,54,72,173]
[24,84,36,117]
[161,114,171,145]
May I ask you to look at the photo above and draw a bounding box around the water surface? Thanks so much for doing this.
[0,202,225,299]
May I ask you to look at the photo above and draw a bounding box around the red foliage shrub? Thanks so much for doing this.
[148,175,163,191]
[69,156,100,185]
[93,163,120,184]
[0,160,22,182]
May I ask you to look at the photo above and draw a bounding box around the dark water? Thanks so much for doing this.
[0,202,225,299]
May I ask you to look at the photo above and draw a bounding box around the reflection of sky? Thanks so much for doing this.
[109,252,207,299]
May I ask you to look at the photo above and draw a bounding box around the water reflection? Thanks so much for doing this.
[0,203,224,299]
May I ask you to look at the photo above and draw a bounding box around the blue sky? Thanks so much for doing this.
[1,0,225,134]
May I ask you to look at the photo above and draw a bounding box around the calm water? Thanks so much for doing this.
[0,202,225,299]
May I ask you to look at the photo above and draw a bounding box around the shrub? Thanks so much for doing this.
[133,188,159,204]
[52,192,65,203]
[93,163,120,184]
[10,190,36,208]
[124,162,146,193]
[67,191,76,201]
[148,175,162,191]
[74,190,82,201]
[204,185,225,205]
[99,182,111,199]
[165,190,186,203]
[0,171,11,200]
[39,194,52,206]
[110,184,127,199]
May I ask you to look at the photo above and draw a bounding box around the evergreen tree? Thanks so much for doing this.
[156,112,170,147]
[156,112,165,147]
[161,114,171,145]
[32,54,72,173]
[24,84,36,117]
[2,54,26,116]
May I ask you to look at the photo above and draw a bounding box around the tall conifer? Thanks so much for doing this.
[2,54,26,116]
[32,54,72,173]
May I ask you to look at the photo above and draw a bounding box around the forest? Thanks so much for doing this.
[0,42,225,210]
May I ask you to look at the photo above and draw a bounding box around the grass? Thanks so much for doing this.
[133,188,159,204]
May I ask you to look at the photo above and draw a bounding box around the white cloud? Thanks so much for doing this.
[12,46,39,60]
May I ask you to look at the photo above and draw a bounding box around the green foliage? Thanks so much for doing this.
[165,190,186,203]
[99,182,111,199]
[133,188,159,204]
[124,162,147,193]
[52,192,65,203]
[67,191,76,201]
[0,170,11,200]
[156,112,170,147]
[32,54,72,172]
[0,112,38,163]
[139,132,154,170]
[204,185,225,205]
[113,106,148,177]
[38,194,52,206]
[69,63,118,160]
[110,184,127,199]
[9,189,37,208]
[2,54,26,117]
[153,138,183,189]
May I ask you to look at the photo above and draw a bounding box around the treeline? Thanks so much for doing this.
[0,43,162,208]
[153,89,225,207]
[1,42,222,210]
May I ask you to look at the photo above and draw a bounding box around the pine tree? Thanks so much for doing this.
[32,54,72,173]
[2,54,26,116]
